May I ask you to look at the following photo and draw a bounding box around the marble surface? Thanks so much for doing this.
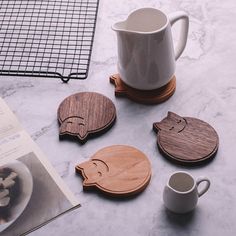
[1,0,236,235]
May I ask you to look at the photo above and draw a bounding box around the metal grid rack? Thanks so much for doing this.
[0,0,99,82]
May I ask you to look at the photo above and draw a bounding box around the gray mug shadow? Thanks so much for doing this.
[163,205,197,226]
[149,205,201,236]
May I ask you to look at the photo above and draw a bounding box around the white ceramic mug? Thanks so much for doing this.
[163,171,210,214]
[112,8,189,90]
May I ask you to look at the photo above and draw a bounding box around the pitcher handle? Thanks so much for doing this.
[169,11,189,60]
[196,176,211,197]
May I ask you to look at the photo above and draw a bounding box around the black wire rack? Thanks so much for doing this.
[0,0,99,82]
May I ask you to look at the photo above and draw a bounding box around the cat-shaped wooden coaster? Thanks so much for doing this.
[153,112,219,165]
[57,92,116,143]
[110,74,176,104]
[75,145,151,197]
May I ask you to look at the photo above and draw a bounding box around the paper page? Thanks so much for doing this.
[0,98,80,235]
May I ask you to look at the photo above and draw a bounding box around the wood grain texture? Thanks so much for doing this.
[110,74,176,104]
[57,92,116,143]
[153,112,219,166]
[75,145,151,197]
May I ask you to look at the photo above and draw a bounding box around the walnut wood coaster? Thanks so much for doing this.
[76,145,152,197]
[110,74,176,104]
[57,92,116,143]
[153,112,219,166]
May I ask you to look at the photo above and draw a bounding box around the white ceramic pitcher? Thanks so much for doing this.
[163,171,211,214]
[112,8,189,90]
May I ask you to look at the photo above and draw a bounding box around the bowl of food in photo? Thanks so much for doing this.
[0,160,33,233]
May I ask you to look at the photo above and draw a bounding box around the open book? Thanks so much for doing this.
[0,98,80,235]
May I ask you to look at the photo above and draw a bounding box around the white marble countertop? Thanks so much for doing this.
[1,0,236,235]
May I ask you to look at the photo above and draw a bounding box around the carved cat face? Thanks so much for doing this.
[59,116,87,139]
[153,112,186,133]
[76,159,109,185]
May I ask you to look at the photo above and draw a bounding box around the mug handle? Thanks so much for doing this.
[196,177,211,197]
[168,11,189,60]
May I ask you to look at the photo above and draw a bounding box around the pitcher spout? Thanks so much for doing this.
[112,21,128,32]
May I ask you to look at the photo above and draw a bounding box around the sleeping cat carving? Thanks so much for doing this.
[76,145,151,197]
[57,92,116,143]
[153,112,219,165]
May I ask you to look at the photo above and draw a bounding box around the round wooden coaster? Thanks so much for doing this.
[57,92,116,143]
[75,145,152,197]
[153,112,219,165]
[109,74,176,104]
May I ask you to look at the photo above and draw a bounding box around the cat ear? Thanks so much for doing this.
[59,122,67,134]
[75,162,95,186]
[77,126,88,141]
[75,161,89,173]
[167,111,181,120]
[153,122,162,133]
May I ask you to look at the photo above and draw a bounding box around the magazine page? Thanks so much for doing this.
[0,98,80,235]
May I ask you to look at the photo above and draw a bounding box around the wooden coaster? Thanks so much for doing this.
[76,145,151,197]
[57,92,116,143]
[153,112,219,165]
[110,74,176,104]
